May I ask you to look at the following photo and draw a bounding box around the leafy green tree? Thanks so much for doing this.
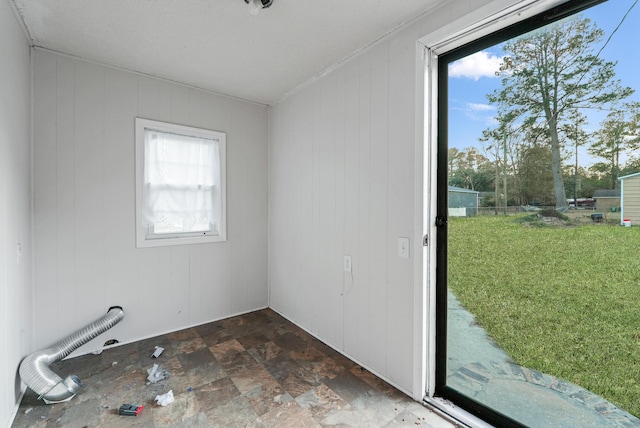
[448,146,494,191]
[619,160,640,177]
[589,103,640,188]
[518,145,554,205]
[480,123,512,213]
[449,170,493,191]
[560,109,589,200]
[488,15,634,208]
[448,148,463,173]
[580,166,612,195]
[482,110,556,207]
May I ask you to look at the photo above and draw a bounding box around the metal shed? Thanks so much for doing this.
[448,186,479,217]
[618,172,640,225]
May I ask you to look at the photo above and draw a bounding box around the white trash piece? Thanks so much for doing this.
[155,390,174,406]
[147,363,170,384]
[151,346,164,358]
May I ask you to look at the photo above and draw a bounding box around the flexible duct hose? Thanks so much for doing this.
[19,306,124,404]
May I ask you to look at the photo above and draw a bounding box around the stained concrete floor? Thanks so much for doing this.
[12,309,457,428]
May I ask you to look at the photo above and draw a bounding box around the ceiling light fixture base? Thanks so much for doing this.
[244,0,273,15]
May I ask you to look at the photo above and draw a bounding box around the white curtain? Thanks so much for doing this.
[143,129,221,233]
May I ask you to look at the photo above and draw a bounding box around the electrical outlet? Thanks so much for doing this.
[398,237,410,258]
[343,255,352,273]
[16,243,22,265]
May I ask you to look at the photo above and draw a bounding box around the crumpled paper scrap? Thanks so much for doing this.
[155,390,174,406]
[147,363,170,384]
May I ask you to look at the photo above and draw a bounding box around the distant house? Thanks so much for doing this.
[618,172,640,225]
[448,186,479,217]
[593,189,621,213]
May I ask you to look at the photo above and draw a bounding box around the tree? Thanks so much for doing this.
[580,166,611,196]
[619,159,640,177]
[481,110,551,208]
[589,102,640,188]
[448,146,494,191]
[518,145,554,204]
[560,109,589,202]
[488,15,634,208]
[480,121,514,213]
[448,148,463,174]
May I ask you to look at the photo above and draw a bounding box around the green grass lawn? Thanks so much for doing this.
[448,215,640,416]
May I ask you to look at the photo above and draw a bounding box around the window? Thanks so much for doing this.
[135,118,226,247]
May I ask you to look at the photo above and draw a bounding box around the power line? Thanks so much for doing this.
[593,0,638,61]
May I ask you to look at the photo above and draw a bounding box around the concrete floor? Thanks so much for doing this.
[12,309,456,428]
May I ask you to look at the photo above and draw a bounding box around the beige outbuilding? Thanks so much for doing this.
[618,172,640,226]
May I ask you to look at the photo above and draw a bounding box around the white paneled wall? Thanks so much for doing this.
[268,0,497,396]
[269,32,418,392]
[1,2,32,427]
[32,50,268,356]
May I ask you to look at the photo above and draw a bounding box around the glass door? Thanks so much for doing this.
[435,1,640,426]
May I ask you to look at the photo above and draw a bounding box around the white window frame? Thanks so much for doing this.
[135,118,227,248]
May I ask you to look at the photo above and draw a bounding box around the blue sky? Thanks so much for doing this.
[447,0,640,168]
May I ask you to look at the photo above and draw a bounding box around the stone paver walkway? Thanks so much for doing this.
[447,291,640,427]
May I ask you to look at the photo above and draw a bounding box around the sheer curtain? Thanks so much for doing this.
[142,129,221,234]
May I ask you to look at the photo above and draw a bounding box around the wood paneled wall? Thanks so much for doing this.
[32,50,268,356]
[268,0,498,396]
[1,2,32,426]
[269,29,422,395]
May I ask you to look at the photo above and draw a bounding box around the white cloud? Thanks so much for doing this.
[450,101,497,127]
[449,51,503,80]
[467,102,495,112]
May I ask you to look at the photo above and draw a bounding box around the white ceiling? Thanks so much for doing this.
[11,0,446,105]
